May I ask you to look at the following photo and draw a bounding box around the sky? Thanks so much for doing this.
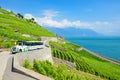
[0,0,120,36]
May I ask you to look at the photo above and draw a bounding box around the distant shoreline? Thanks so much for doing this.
[83,47,120,65]
[66,37,120,65]
[68,41,120,65]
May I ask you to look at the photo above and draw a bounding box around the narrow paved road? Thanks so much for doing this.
[0,51,10,80]
[3,56,36,80]
[0,46,53,80]
[0,50,36,80]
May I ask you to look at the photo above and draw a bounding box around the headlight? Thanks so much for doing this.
[12,47,16,51]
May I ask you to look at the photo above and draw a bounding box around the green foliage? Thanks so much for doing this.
[79,50,120,80]
[50,41,120,80]
[16,13,23,18]
[1,41,13,48]
[0,8,55,48]
[24,59,32,70]
[25,59,103,80]
[33,60,56,76]
[0,29,35,41]
[50,42,94,73]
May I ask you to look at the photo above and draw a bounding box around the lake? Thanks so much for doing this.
[66,37,120,61]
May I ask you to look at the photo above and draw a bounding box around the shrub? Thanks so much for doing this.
[24,59,32,70]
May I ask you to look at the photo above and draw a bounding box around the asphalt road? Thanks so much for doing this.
[0,51,10,80]
[0,50,36,80]
[0,46,53,80]
[3,56,36,80]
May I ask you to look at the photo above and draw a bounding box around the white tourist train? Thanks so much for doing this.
[11,41,46,54]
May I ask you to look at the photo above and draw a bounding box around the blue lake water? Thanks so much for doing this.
[66,37,120,61]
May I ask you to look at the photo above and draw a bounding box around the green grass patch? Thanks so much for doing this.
[24,59,104,80]
[24,59,32,70]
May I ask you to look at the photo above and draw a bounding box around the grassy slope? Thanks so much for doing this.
[80,50,120,79]
[50,41,120,80]
[0,8,55,48]
[24,59,104,80]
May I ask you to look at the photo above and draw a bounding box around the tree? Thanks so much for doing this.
[17,13,23,18]
[31,18,35,21]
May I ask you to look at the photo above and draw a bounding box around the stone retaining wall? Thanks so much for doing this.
[13,54,53,80]
[41,36,58,42]
[15,47,53,66]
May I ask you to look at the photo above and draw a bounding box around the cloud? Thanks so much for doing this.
[24,14,34,19]
[36,17,91,28]
[23,10,111,29]
[94,21,110,26]
[24,10,91,28]
[24,10,119,35]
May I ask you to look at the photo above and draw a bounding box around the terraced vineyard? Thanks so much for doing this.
[0,8,55,48]
[50,42,94,73]
[24,59,104,80]
[50,41,120,80]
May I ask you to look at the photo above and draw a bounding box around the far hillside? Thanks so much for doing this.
[0,8,55,48]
